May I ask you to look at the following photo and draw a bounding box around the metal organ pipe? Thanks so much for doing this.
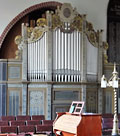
[68,33,70,82]
[61,31,64,82]
[43,32,46,81]
[52,28,81,82]
[28,33,47,81]
[58,29,61,82]
[56,29,58,82]
[53,30,56,81]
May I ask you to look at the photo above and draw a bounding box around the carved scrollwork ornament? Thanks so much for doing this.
[14,35,22,45]
[27,27,34,38]
[86,21,99,47]
[36,18,47,27]
[70,15,83,32]
[103,42,109,50]
[86,21,94,31]
[104,54,108,64]
[86,31,99,47]
[31,28,43,41]
[58,3,78,23]
[52,14,63,29]
[15,50,22,60]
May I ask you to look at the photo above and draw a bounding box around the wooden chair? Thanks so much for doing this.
[1,116,15,121]
[26,120,41,126]
[42,120,54,125]
[10,120,26,126]
[16,116,31,121]
[18,126,35,134]
[0,126,17,134]
[31,115,45,121]
[0,121,8,126]
[36,125,53,134]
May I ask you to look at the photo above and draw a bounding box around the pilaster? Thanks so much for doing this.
[81,15,87,82]
[81,85,86,112]
[22,23,28,81]
[46,84,52,119]
[46,11,53,81]
[21,23,28,115]
[22,83,27,115]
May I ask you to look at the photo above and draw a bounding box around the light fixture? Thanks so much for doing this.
[101,63,119,136]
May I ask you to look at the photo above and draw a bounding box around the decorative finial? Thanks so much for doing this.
[113,62,118,75]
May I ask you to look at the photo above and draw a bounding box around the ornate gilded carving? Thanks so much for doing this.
[70,15,83,31]
[86,30,99,47]
[29,28,44,42]
[15,50,22,60]
[14,35,23,60]
[103,42,109,50]
[14,35,22,45]
[52,3,83,32]
[58,3,77,23]
[86,21,99,47]
[27,18,48,42]
[27,27,33,38]
[52,14,63,29]
[36,18,47,27]
[103,42,109,64]
[86,22,94,31]
[104,54,108,64]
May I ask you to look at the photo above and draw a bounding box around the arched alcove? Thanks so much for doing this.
[0,1,62,59]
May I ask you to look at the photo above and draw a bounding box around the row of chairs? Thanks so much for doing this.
[0,120,54,126]
[0,125,53,135]
[0,115,54,135]
[0,115,45,121]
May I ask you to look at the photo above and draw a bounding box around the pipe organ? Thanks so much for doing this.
[15,4,101,83]
[0,3,108,119]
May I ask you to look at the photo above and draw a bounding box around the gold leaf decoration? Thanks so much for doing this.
[36,18,47,27]
[103,42,109,50]
[27,27,33,38]
[14,35,22,45]
[70,15,83,31]
[15,50,21,60]
[30,28,43,41]
[86,31,99,47]
[86,21,93,31]
[52,14,63,29]
[86,21,99,47]
[104,54,108,64]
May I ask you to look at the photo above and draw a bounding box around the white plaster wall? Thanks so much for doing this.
[0,0,109,41]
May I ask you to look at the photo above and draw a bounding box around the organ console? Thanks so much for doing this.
[53,101,102,136]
